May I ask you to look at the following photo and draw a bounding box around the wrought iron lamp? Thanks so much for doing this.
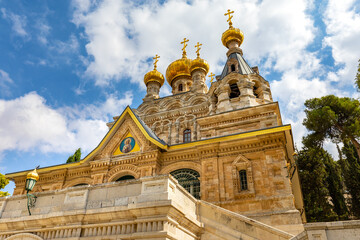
[25,167,39,215]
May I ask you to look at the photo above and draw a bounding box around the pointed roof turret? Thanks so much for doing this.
[219,10,254,80]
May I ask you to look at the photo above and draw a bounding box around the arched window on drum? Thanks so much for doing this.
[171,168,200,199]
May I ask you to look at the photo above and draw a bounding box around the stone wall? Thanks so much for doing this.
[0,175,295,240]
[291,220,360,240]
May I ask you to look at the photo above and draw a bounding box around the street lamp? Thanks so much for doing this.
[25,168,39,215]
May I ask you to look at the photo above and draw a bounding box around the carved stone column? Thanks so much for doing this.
[175,122,180,144]
[215,85,232,113]
[239,78,257,108]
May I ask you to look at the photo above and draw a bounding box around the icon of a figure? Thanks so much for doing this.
[121,137,134,153]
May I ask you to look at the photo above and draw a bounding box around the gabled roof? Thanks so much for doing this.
[81,106,168,163]
[5,105,294,179]
[5,106,167,178]
[219,52,254,80]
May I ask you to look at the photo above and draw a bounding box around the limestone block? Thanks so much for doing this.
[63,189,89,210]
[0,199,6,217]
[114,197,129,206]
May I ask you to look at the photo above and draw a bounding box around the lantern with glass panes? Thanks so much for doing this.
[25,167,39,215]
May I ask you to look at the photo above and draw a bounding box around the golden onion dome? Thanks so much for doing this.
[144,69,165,86]
[144,54,165,87]
[165,57,192,86]
[190,57,209,74]
[27,168,39,181]
[221,27,244,48]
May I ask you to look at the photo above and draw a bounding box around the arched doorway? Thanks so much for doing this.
[170,169,200,199]
[116,175,135,182]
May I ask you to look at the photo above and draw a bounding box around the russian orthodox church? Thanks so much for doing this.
[0,10,305,240]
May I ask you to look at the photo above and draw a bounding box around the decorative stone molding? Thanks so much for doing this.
[63,178,92,188]
[159,161,201,175]
[232,154,255,198]
[5,233,43,240]
[107,164,140,182]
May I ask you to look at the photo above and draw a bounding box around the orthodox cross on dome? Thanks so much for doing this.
[153,54,160,70]
[181,38,189,58]
[209,72,215,83]
[195,42,202,58]
[224,9,234,28]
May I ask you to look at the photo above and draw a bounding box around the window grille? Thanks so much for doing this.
[171,169,200,199]
[178,84,183,92]
[183,129,191,143]
[239,170,248,190]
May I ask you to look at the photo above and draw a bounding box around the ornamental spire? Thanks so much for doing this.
[195,42,202,58]
[209,72,215,83]
[181,38,189,58]
[224,9,234,28]
[152,54,160,70]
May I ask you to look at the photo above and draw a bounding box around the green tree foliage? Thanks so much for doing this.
[0,173,9,197]
[340,141,360,218]
[356,59,360,91]
[322,151,348,219]
[297,143,338,222]
[303,95,360,159]
[66,148,82,163]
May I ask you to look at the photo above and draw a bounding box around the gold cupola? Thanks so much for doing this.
[166,38,192,87]
[190,42,209,75]
[221,9,244,49]
[144,54,165,87]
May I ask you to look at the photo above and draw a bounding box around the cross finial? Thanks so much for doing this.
[224,9,234,28]
[153,54,160,70]
[181,38,189,58]
[209,72,215,83]
[195,42,202,58]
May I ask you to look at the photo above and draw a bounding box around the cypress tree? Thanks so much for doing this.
[297,144,337,222]
[66,148,82,163]
[340,141,360,218]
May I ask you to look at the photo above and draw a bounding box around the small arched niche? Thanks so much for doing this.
[253,81,261,98]
[116,175,135,182]
[229,80,240,99]
[73,183,89,187]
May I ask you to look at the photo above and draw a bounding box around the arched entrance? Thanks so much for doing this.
[170,169,200,199]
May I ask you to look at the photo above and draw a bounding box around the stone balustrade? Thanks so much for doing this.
[0,175,298,240]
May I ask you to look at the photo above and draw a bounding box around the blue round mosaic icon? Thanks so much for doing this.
[120,137,135,153]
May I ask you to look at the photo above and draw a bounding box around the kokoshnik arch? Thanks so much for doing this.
[2,9,305,239]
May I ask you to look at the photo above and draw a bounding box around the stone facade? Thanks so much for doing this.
[0,175,294,240]
[3,14,306,239]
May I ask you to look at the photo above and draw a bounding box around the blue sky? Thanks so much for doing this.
[1,0,359,194]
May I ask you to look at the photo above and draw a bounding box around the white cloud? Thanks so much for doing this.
[1,8,28,38]
[71,0,319,88]
[0,91,133,156]
[68,0,360,154]
[323,0,360,87]
[35,21,51,45]
[0,69,14,97]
